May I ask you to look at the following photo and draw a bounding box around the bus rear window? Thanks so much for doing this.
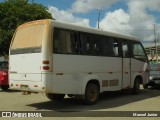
[10,24,45,54]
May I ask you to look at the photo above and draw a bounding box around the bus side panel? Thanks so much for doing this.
[131,58,149,87]
[101,57,122,91]
[51,54,123,94]
[51,54,102,94]
[53,54,102,73]
[51,74,84,94]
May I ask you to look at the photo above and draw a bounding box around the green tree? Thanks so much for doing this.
[0,0,53,56]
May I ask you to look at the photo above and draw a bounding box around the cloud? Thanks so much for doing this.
[145,0,160,12]
[69,0,119,13]
[127,0,158,43]
[48,6,90,27]
[99,9,133,34]
[128,0,155,26]
[48,0,160,45]
[99,0,160,44]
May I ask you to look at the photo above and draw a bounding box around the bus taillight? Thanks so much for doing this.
[43,60,49,64]
[42,60,50,70]
[43,66,50,70]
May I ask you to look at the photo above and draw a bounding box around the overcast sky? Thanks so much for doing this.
[1,0,160,46]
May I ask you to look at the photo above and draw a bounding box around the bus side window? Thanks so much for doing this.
[112,39,121,57]
[80,33,102,56]
[92,41,99,56]
[63,30,72,53]
[90,35,101,56]
[53,28,61,53]
[102,37,113,57]
[53,28,78,54]
[79,33,91,55]
[122,42,130,58]
[92,35,103,56]
[70,32,79,54]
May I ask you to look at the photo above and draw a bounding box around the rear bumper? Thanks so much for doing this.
[9,72,53,93]
[9,72,44,92]
[9,80,45,92]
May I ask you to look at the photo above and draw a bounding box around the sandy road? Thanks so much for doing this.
[0,88,159,119]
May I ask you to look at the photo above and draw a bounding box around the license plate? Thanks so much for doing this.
[155,81,160,84]
[20,85,29,91]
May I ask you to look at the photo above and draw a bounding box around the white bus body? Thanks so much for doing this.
[9,19,149,104]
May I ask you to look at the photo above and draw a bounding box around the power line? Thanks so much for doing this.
[153,24,158,62]
[106,29,160,31]
[142,41,160,43]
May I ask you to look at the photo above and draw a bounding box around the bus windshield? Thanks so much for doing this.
[10,24,45,54]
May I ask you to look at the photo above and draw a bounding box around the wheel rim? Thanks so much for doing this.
[87,88,97,102]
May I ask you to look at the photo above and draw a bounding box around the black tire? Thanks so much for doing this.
[84,83,99,105]
[143,84,148,89]
[67,94,74,97]
[1,85,9,91]
[46,93,65,101]
[132,78,140,94]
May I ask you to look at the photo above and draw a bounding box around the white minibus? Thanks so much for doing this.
[9,19,149,104]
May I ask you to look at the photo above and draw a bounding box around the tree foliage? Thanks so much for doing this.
[0,0,53,56]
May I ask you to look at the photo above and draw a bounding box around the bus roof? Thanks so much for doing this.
[51,20,138,42]
[18,19,138,42]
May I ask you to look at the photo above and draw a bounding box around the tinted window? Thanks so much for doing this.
[112,39,121,57]
[53,28,122,57]
[53,28,78,54]
[79,33,102,56]
[102,38,114,56]
[122,42,130,58]
[102,38,121,57]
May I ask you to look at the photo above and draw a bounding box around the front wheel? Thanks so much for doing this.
[83,83,99,105]
[143,84,148,89]
[46,93,65,101]
[132,78,140,94]
[1,85,9,91]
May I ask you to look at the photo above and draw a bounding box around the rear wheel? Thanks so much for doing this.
[1,85,9,91]
[83,83,99,105]
[46,93,65,101]
[132,78,140,94]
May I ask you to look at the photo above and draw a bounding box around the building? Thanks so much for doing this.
[145,44,160,62]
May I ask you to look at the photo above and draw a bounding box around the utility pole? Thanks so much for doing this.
[96,9,103,29]
[153,24,158,62]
